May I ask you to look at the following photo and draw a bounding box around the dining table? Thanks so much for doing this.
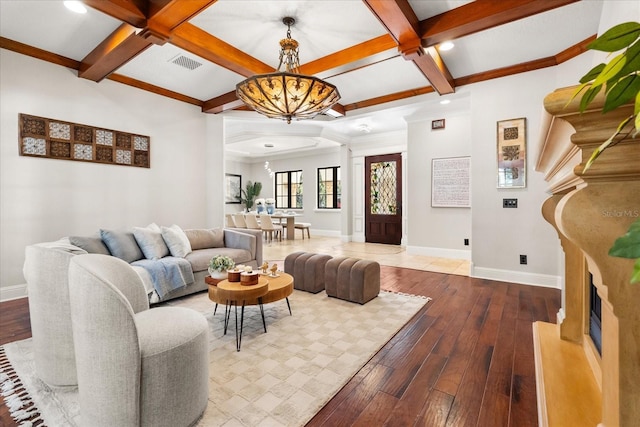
[270,212,300,240]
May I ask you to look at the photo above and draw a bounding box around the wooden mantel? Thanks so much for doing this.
[536,85,640,427]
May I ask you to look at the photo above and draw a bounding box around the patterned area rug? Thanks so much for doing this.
[1,289,429,427]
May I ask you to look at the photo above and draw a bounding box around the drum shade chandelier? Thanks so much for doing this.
[236,17,341,124]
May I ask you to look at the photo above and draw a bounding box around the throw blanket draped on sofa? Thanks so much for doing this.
[131,256,194,299]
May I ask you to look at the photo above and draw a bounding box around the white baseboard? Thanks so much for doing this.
[0,283,28,302]
[471,265,561,289]
[406,245,471,261]
[307,229,341,238]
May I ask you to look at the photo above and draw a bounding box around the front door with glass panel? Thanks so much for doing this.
[365,153,402,245]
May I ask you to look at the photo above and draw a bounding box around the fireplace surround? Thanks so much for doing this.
[535,85,639,427]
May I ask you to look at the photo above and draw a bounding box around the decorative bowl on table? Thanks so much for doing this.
[227,269,241,282]
[240,271,259,286]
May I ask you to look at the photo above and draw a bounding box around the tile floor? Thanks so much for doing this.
[261,235,470,276]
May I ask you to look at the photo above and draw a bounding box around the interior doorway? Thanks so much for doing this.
[365,153,402,245]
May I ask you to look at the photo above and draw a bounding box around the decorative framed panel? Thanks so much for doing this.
[431,156,471,208]
[225,174,242,204]
[497,117,526,188]
[18,113,150,168]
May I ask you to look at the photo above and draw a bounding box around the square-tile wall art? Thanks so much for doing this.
[18,114,150,168]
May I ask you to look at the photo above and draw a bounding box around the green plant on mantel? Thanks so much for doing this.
[573,21,640,283]
[241,181,262,211]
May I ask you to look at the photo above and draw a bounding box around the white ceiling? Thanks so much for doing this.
[0,0,605,158]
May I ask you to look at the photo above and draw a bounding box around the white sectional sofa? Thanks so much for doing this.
[35,224,262,304]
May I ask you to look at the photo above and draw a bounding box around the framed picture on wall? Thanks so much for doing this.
[225,174,242,204]
[497,117,526,188]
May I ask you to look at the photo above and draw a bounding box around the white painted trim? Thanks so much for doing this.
[0,283,27,302]
[471,266,561,289]
[305,229,341,238]
[406,245,471,261]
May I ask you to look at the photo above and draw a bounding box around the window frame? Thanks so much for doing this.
[274,169,303,209]
[317,166,341,209]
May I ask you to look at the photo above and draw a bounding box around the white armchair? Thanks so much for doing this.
[68,254,209,427]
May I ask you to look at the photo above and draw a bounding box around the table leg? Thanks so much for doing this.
[286,216,295,240]
[286,297,292,315]
[258,297,266,333]
[223,301,232,335]
[236,302,243,352]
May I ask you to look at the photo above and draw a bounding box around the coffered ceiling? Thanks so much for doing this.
[0,0,604,157]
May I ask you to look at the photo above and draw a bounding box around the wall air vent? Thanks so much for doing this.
[169,55,203,71]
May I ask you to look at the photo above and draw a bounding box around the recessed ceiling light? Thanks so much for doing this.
[440,99,451,105]
[439,41,454,51]
[64,1,87,14]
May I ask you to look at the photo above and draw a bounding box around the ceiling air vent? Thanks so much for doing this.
[169,55,203,71]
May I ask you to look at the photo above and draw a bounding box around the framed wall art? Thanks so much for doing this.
[497,117,526,188]
[225,174,242,204]
[431,156,470,208]
[18,113,150,168]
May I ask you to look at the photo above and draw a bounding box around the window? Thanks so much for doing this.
[318,166,341,209]
[275,170,303,209]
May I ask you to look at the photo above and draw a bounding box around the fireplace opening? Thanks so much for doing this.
[589,273,602,355]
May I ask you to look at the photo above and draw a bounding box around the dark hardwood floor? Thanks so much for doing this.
[0,266,560,427]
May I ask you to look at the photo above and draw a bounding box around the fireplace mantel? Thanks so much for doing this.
[536,85,639,427]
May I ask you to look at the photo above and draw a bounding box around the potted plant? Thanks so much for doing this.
[208,255,235,279]
[241,181,262,212]
[574,21,640,283]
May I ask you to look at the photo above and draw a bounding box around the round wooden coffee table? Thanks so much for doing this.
[206,273,294,351]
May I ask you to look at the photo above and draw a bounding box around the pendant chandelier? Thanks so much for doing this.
[236,17,341,124]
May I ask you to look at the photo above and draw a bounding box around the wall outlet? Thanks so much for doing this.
[503,198,518,208]
[520,254,527,265]
[464,238,469,246]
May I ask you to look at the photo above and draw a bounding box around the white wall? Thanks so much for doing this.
[0,50,220,297]
[469,67,567,287]
[406,102,472,259]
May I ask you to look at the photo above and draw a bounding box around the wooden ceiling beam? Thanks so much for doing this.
[346,35,592,112]
[299,34,397,76]
[78,23,151,82]
[143,0,219,45]
[419,0,580,46]
[83,0,147,27]
[172,23,274,77]
[363,0,455,95]
[79,0,218,81]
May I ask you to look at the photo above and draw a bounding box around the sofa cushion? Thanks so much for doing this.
[161,224,192,258]
[184,228,224,250]
[69,236,111,255]
[100,229,144,263]
[133,226,170,260]
[185,248,253,272]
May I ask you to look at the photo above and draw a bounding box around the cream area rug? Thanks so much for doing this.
[1,289,429,427]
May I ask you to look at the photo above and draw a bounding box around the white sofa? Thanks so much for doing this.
[23,224,261,388]
[63,225,263,303]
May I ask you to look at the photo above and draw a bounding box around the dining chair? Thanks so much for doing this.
[295,222,311,239]
[232,213,247,228]
[244,213,261,230]
[225,213,236,228]
[259,214,282,242]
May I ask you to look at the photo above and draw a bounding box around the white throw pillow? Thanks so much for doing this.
[161,224,192,258]
[133,224,169,260]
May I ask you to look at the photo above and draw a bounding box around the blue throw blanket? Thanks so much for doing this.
[131,257,194,299]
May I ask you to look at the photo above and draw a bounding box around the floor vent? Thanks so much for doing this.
[170,55,202,71]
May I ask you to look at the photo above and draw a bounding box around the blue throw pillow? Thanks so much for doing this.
[100,229,144,263]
